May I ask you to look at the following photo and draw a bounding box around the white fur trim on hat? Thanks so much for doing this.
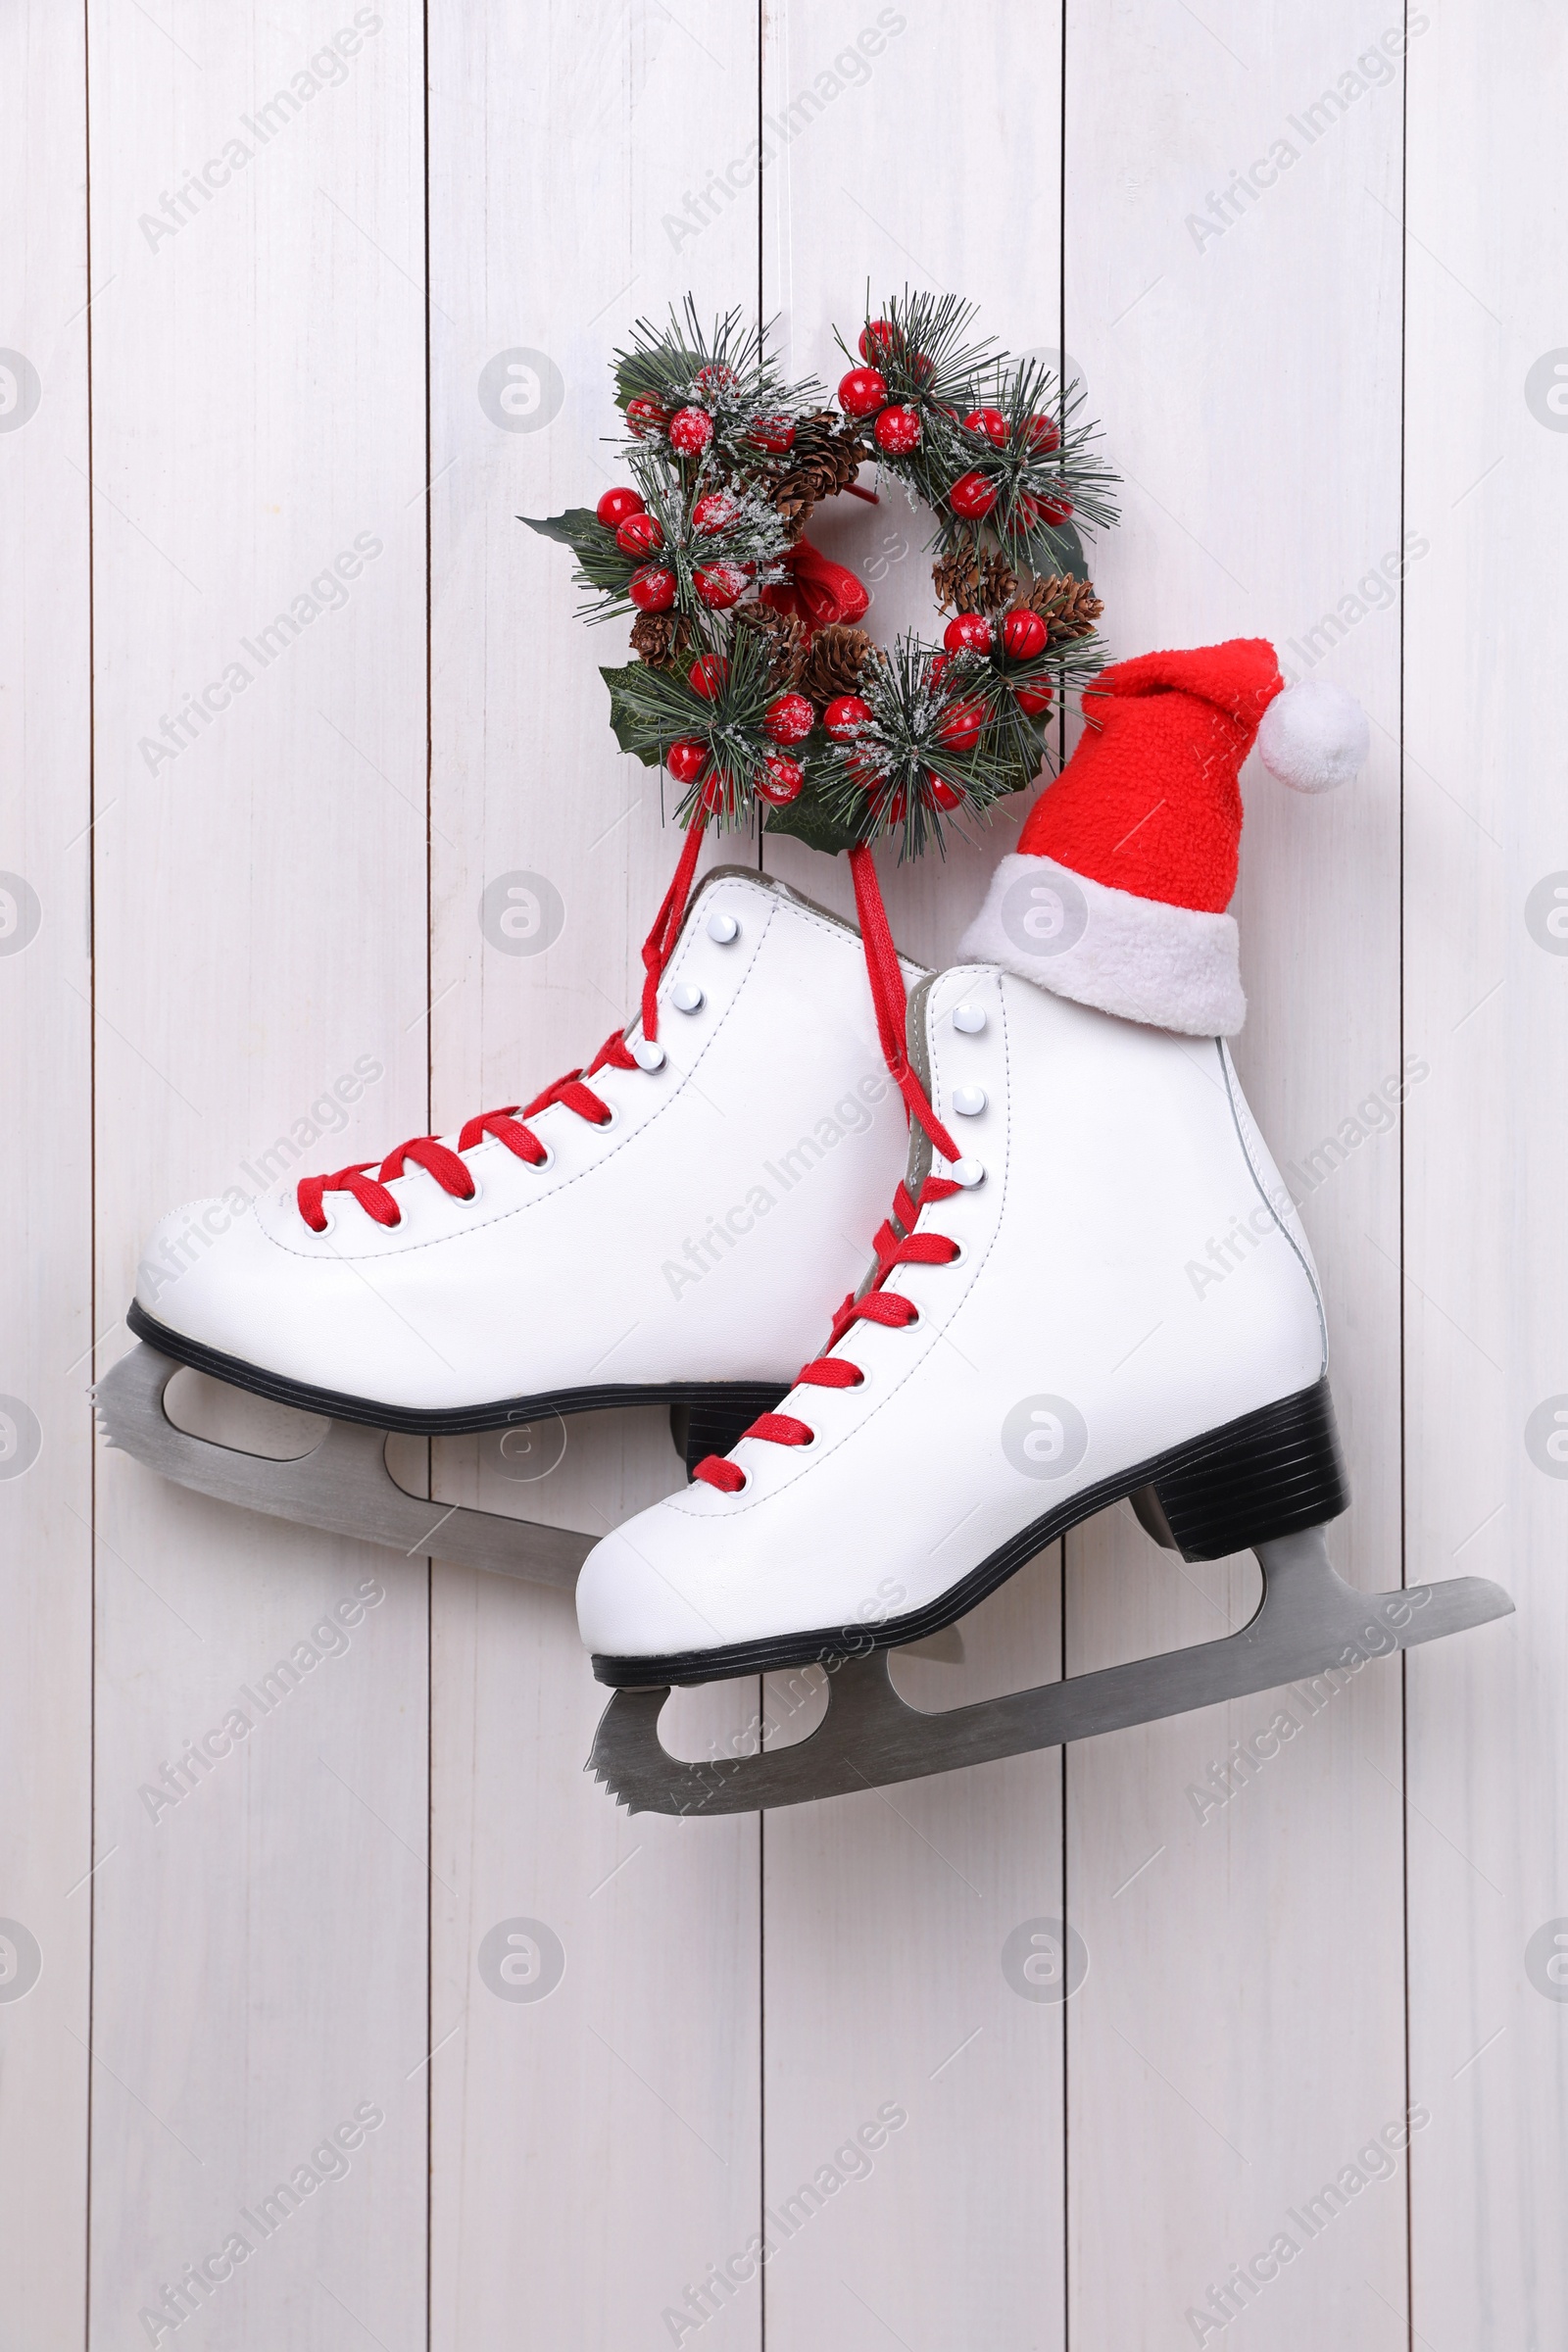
[957,853,1246,1038]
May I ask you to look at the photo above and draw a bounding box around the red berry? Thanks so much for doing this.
[1021,491,1074,526]
[937,699,988,753]
[907,355,935,386]
[688,655,728,700]
[823,694,873,740]
[692,489,739,535]
[886,789,907,820]
[757,753,806,807]
[764,692,815,745]
[665,738,710,785]
[1003,610,1049,661]
[749,414,797,453]
[838,367,888,419]
[1015,681,1054,716]
[929,652,952,684]
[929,777,964,811]
[615,512,663,556]
[625,397,668,438]
[695,364,734,395]
[668,406,714,455]
[872,404,921,455]
[693,562,749,610]
[962,407,1008,448]
[1024,414,1061,453]
[858,319,895,364]
[596,485,645,527]
[949,470,999,518]
[943,612,992,655]
[628,565,676,612]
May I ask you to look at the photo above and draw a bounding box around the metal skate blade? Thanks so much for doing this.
[95,1343,591,1590]
[587,1526,1515,1815]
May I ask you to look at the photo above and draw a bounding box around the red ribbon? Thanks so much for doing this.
[760,536,869,636]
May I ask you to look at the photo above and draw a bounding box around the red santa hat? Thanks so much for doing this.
[958,637,1367,1036]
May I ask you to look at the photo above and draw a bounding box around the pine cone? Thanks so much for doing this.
[1023,574,1104,642]
[800,623,873,705]
[734,602,808,687]
[934,540,1018,615]
[767,412,869,529]
[629,612,677,667]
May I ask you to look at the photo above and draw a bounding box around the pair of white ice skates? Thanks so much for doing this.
[100,720,1513,1819]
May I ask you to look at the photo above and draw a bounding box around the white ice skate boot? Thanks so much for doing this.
[581,641,1514,1811]
[98,859,924,1584]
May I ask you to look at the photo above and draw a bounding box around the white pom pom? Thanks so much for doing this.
[1256,678,1369,794]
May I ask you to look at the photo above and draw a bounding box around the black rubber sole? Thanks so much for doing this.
[126,1298,791,1446]
[592,1377,1349,1687]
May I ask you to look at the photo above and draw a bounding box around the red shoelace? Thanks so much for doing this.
[296,815,960,1254]
[694,1170,963,1492]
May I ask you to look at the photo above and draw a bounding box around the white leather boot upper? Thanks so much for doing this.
[133,869,922,1416]
[575,963,1328,1669]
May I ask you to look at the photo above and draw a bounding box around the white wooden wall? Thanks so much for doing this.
[3,5,1563,2345]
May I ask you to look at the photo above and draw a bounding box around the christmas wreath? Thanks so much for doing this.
[523,295,1117,864]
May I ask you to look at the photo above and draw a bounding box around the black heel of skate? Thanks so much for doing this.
[670,1386,790,1482]
[1149,1377,1349,1562]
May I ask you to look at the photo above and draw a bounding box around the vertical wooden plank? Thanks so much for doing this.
[87,6,431,2340]
[758,10,1069,2346]
[1404,13,1568,2342]
[1064,6,1411,2344]
[424,7,764,2345]
[0,6,92,2337]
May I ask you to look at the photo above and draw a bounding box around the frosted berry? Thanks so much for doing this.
[1014,680,1054,716]
[823,694,873,740]
[615,512,663,557]
[929,777,964,811]
[695,364,735,396]
[596,486,645,527]
[949,470,999,518]
[838,367,889,418]
[757,753,806,807]
[688,655,728,700]
[873,405,921,455]
[943,612,992,655]
[693,562,750,610]
[962,407,1008,448]
[1002,610,1049,661]
[1024,414,1061,453]
[668,406,715,455]
[858,319,895,363]
[625,397,668,438]
[764,692,815,745]
[1021,490,1073,526]
[749,414,797,453]
[628,564,676,612]
[665,738,710,785]
[692,489,739,534]
[937,699,988,752]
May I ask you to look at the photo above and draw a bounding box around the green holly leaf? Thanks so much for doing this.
[519,508,604,549]
[600,664,665,767]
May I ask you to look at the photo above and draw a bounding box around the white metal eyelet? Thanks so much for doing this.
[715,1465,750,1494]
[593,1102,621,1135]
[306,1201,337,1238]
[459,1172,485,1209]
[951,1084,987,1117]
[942,1238,968,1270]
[631,1036,666,1071]
[525,1143,556,1175]
[671,980,705,1013]
[706,911,739,944]
[953,1002,987,1034]
[951,1157,986,1189]
[790,1426,818,1451]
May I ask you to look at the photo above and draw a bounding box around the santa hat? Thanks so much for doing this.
[958,638,1367,1037]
